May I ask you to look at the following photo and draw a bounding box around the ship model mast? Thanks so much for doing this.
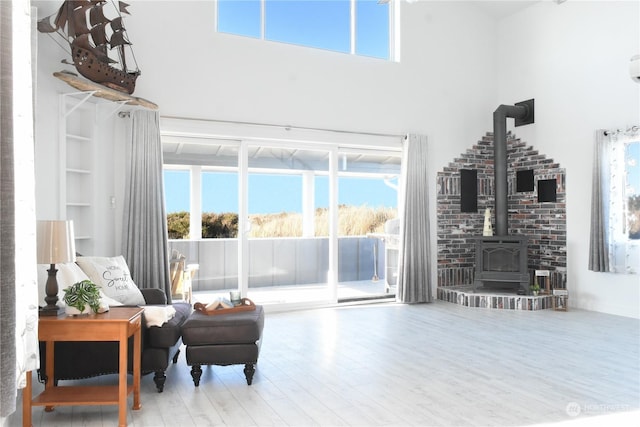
[38,0,141,95]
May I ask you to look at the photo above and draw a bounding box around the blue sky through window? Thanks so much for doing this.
[356,0,389,58]
[266,1,351,53]
[164,170,398,214]
[217,0,390,60]
[164,170,190,213]
[218,0,261,38]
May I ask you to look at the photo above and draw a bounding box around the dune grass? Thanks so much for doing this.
[167,205,397,239]
[249,205,397,237]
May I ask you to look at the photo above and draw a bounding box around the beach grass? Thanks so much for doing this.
[167,205,397,239]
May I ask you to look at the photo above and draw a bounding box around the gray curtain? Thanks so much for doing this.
[396,134,432,303]
[589,130,609,272]
[122,110,172,301]
[0,0,17,416]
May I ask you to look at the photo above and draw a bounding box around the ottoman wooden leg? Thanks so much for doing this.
[244,363,255,385]
[191,365,203,386]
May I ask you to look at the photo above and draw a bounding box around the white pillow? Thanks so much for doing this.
[76,256,146,306]
[37,262,123,308]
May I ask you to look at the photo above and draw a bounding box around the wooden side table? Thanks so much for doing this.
[22,306,144,427]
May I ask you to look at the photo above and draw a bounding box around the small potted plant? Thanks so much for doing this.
[530,280,541,297]
[63,280,102,315]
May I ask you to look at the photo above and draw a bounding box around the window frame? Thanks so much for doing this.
[214,0,399,61]
[161,117,403,305]
[601,131,640,275]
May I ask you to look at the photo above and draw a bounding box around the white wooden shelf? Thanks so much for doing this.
[66,134,91,142]
[53,69,157,256]
[60,93,96,255]
[54,71,158,110]
[66,168,91,174]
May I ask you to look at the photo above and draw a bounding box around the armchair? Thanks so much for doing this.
[37,258,192,392]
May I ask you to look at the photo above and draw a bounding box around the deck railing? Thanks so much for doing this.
[169,236,390,292]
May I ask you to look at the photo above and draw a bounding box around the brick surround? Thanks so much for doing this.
[437,286,554,311]
[437,132,567,297]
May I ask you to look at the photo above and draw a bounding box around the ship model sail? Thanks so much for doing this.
[38,0,140,94]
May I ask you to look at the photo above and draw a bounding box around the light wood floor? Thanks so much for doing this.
[8,300,640,426]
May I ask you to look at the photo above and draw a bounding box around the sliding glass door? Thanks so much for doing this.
[162,118,403,308]
[245,143,333,306]
[336,175,399,301]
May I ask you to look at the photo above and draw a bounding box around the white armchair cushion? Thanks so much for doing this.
[76,256,146,306]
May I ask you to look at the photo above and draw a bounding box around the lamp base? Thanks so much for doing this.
[39,305,63,317]
[41,264,62,316]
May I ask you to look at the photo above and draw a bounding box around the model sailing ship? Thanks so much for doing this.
[38,0,140,95]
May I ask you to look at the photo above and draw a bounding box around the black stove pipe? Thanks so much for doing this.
[493,100,534,236]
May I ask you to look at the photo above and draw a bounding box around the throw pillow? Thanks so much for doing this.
[76,256,146,306]
[37,262,123,308]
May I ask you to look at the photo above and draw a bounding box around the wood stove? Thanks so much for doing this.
[473,100,535,294]
[473,236,529,294]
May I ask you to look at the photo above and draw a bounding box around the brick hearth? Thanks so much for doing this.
[437,132,567,308]
[437,286,554,311]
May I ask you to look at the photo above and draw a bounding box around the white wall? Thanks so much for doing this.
[34,1,499,277]
[35,1,640,317]
[125,1,499,155]
[496,1,640,318]
[34,0,119,255]
[127,0,500,293]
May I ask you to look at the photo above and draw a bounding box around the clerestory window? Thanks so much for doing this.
[216,0,395,61]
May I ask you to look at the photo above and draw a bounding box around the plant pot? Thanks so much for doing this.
[65,305,89,316]
[532,291,539,297]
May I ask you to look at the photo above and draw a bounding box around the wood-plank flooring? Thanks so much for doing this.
[7,300,640,426]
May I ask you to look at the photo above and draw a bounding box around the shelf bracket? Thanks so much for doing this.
[63,91,97,117]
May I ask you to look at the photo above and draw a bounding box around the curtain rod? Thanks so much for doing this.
[159,115,405,139]
[603,125,639,136]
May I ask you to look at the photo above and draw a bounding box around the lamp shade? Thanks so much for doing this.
[36,220,76,264]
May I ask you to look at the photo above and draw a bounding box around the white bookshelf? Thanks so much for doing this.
[59,93,97,255]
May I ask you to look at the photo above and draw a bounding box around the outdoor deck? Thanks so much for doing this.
[190,279,394,307]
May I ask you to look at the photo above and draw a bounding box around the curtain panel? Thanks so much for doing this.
[589,130,610,272]
[589,128,640,274]
[1,1,39,418]
[396,134,432,303]
[0,0,17,416]
[122,110,172,300]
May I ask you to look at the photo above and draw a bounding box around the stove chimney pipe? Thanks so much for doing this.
[492,99,534,236]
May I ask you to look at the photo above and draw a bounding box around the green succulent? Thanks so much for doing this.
[63,280,101,314]
[530,280,541,293]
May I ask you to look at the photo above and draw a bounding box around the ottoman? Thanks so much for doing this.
[181,304,264,386]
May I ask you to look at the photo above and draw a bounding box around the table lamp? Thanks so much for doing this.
[37,220,76,316]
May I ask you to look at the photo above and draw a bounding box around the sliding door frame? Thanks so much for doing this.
[161,117,402,309]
